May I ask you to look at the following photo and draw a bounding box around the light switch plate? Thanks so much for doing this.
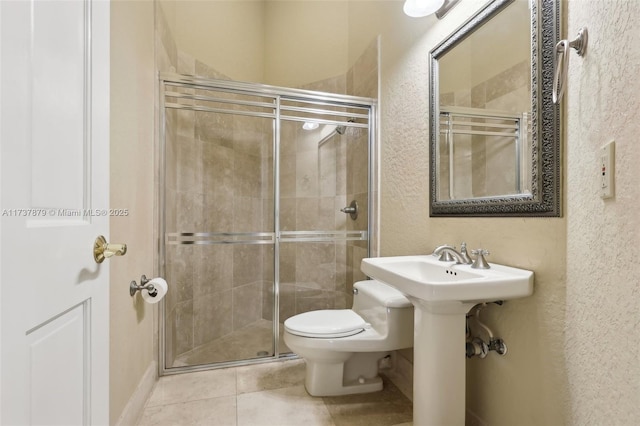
[600,140,615,199]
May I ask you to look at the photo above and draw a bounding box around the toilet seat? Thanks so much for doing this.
[284,309,369,338]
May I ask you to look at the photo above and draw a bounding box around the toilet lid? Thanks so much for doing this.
[284,309,368,338]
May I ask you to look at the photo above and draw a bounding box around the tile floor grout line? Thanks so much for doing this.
[146,393,239,409]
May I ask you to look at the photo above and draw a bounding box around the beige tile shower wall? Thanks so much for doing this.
[110,1,155,423]
[345,0,569,424]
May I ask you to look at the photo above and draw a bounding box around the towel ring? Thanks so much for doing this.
[553,27,588,104]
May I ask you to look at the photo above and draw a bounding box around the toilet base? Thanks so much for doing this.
[305,371,383,396]
[304,364,382,396]
[303,351,387,396]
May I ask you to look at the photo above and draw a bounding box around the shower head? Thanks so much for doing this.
[318,119,356,147]
[335,118,355,135]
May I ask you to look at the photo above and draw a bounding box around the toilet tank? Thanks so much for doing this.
[352,280,414,348]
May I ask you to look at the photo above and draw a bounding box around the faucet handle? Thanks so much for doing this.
[471,249,490,269]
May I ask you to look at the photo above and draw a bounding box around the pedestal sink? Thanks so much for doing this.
[361,255,533,426]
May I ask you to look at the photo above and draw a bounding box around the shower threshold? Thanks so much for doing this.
[171,320,291,368]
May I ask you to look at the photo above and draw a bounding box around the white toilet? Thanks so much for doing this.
[283,279,414,396]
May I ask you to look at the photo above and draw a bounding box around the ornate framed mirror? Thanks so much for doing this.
[429,0,561,216]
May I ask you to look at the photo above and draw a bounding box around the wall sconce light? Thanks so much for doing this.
[403,0,459,19]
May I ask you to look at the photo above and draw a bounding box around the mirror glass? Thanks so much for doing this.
[430,0,561,216]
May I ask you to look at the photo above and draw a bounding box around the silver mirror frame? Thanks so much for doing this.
[429,0,561,217]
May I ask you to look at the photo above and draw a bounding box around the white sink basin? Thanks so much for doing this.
[361,255,533,304]
[360,254,534,426]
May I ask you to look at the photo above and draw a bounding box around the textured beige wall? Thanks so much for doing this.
[565,1,640,423]
[110,1,156,423]
[370,0,570,424]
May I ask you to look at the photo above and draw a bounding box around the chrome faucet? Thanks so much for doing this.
[459,242,472,264]
[433,244,473,265]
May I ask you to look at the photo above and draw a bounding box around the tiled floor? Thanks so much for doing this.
[138,359,413,426]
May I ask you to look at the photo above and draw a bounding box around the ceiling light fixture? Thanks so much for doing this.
[403,0,445,18]
[302,122,319,131]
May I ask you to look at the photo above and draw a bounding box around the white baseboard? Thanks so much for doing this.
[114,361,157,426]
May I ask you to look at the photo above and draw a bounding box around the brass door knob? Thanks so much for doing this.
[94,235,127,263]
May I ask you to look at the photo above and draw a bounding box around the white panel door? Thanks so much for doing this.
[0,0,110,424]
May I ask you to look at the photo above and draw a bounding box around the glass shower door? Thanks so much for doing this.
[162,82,277,369]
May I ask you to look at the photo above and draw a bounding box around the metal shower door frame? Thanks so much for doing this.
[157,73,377,376]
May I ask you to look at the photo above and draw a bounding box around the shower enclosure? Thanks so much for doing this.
[159,74,376,373]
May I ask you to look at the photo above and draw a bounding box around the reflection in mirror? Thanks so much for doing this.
[430,0,561,216]
[437,0,530,200]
